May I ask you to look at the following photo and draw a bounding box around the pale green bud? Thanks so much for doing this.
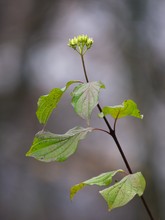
[68,34,94,54]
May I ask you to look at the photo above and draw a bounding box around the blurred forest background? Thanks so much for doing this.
[0,0,165,219]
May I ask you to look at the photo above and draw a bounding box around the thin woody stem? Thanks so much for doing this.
[93,127,111,135]
[80,54,89,83]
[113,111,120,132]
[80,54,155,220]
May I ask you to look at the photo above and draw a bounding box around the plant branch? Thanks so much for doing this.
[111,130,133,173]
[80,54,155,220]
[80,54,89,83]
[113,111,120,132]
[141,196,155,220]
[93,128,111,135]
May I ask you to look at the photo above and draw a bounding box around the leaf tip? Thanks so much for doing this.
[98,112,104,118]
[98,81,106,89]
[25,151,31,157]
[70,186,77,201]
[70,183,85,201]
[70,191,74,201]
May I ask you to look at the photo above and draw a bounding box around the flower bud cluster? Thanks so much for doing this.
[68,34,94,54]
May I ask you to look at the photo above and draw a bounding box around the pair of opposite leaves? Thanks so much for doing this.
[36,80,143,126]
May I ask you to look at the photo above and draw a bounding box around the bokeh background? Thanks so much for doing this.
[0,0,165,219]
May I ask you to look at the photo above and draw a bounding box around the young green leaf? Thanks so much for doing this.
[71,81,105,125]
[70,169,124,200]
[100,172,146,211]
[26,126,93,162]
[36,80,81,125]
[98,100,143,119]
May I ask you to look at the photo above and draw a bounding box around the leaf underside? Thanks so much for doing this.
[100,172,146,211]
[71,81,105,125]
[99,100,143,119]
[26,126,93,162]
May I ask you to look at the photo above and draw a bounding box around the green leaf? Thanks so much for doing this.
[70,169,124,200]
[36,80,81,124]
[98,100,143,119]
[71,81,105,125]
[100,172,146,211]
[26,126,93,162]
